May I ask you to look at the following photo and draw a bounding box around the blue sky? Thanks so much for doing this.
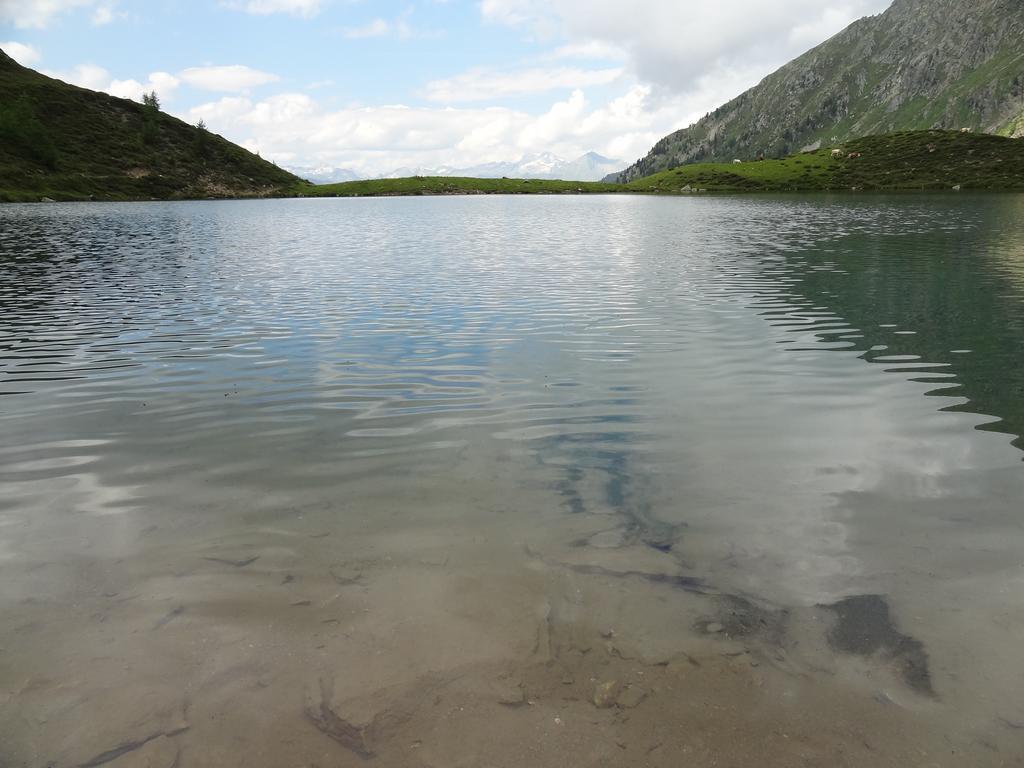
[2,0,892,176]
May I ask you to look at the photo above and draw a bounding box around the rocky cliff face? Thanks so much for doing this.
[611,0,1024,182]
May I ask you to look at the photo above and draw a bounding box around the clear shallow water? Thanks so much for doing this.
[1,195,1023,767]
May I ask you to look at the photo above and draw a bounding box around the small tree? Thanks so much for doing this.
[140,92,160,146]
[192,119,211,159]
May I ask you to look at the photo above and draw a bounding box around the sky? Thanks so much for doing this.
[1,0,892,177]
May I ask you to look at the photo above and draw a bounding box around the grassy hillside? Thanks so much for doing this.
[628,131,1024,193]
[0,48,300,202]
[290,131,1024,197]
[613,0,1024,183]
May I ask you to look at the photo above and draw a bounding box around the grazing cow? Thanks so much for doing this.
[831,149,844,158]
[733,159,742,164]
[847,152,862,159]
[960,127,972,133]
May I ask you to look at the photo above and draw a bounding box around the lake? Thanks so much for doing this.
[1,194,1023,767]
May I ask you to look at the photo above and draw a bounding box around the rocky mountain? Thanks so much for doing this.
[0,48,300,201]
[610,0,1024,182]
[380,152,624,182]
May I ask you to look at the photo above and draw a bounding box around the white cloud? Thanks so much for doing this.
[179,65,280,92]
[0,0,94,28]
[0,0,122,27]
[480,0,892,94]
[479,0,539,27]
[423,66,623,102]
[41,58,282,107]
[180,0,860,177]
[469,0,894,169]
[185,84,704,177]
[44,63,180,102]
[108,71,180,101]
[44,63,112,91]
[788,7,868,47]
[91,3,115,25]
[342,18,391,39]
[45,61,276,98]
[1,41,42,66]
[227,0,325,17]
[340,9,443,40]
[550,40,627,61]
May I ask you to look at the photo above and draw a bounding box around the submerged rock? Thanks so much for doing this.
[494,678,526,707]
[820,594,934,696]
[592,680,622,709]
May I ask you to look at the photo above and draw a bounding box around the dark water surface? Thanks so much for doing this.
[1,195,1023,767]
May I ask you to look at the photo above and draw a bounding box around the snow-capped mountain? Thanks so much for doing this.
[416,152,623,182]
[289,166,361,184]
[550,152,626,182]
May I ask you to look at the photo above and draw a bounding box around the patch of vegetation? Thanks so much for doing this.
[0,97,58,171]
[626,131,1024,193]
[0,48,299,202]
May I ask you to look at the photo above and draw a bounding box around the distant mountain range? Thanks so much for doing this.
[289,166,362,185]
[293,152,624,185]
[610,0,1024,182]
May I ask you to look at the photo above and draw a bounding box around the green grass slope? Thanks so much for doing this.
[0,48,300,202]
[627,131,1024,193]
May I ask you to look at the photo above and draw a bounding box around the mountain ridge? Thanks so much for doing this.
[609,0,1024,182]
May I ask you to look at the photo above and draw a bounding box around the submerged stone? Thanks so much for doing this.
[592,680,622,709]
[821,594,934,696]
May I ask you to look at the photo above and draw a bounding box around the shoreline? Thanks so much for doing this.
[4,185,1024,205]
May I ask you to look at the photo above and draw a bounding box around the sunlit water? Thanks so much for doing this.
[1,195,1023,767]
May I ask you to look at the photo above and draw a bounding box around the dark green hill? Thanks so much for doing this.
[612,0,1024,183]
[0,48,300,202]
